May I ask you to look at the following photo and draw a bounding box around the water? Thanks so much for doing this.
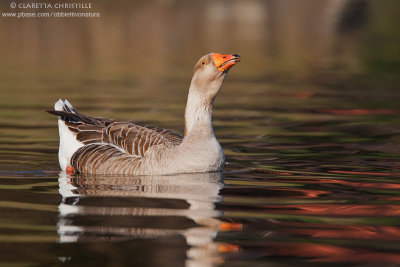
[0,74,399,266]
[1,1,400,266]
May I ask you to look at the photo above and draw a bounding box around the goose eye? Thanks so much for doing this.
[201,59,207,66]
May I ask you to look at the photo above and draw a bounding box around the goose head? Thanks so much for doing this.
[184,53,240,136]
[189,53,240,100]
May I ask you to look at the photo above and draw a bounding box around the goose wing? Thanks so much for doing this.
[47,109,183,158]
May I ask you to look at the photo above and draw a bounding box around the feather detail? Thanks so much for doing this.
[47,99,183,173]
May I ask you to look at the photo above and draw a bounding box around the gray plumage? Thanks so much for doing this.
[47,53,240,175]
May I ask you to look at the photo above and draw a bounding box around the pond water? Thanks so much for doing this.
[1,1,400,266]
[0,73,399,266]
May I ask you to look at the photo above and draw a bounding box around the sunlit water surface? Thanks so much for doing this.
[0,72,399,266]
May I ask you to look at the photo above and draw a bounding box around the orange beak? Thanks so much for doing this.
[211,53,240,72]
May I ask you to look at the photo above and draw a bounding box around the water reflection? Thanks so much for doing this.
[58,171,240,266]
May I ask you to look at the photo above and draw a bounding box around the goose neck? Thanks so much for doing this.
[184,90,214,137]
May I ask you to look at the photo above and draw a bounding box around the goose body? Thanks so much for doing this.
[47,53,240,175]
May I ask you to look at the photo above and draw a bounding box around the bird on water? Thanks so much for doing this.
[47,53,240,175]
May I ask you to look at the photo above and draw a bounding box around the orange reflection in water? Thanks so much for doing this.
[284,177,400,189]
[263,188,330,199]
[329,170,400,176]
[281,223,400,241]
[264,243,400,263]
[259,204,400,216]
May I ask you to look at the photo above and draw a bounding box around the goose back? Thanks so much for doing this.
[47,109,183,174]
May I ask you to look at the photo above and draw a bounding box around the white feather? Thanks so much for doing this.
[54,99,84,170]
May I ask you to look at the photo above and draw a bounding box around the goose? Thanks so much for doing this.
[47,53,240,175]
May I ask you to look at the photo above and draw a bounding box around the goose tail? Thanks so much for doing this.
[51,99,83,171]
[54,99,77,113]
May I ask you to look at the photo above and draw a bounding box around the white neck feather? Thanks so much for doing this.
[183,71,225,138]
[184,90,214,137]
[185,69,226,137]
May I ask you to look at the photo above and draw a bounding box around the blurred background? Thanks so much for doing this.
[1,0,399,137]
[1,0,399,83]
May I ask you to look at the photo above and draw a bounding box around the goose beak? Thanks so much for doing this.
[211,53,240,72]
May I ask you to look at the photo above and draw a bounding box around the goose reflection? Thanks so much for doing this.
[58,171,240,266]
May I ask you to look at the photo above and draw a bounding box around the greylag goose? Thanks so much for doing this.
[47,53,240,175]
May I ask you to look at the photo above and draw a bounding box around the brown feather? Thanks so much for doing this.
[76,132,102,144]
[47,106,184,172]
